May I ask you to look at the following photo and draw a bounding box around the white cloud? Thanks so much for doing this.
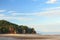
[36,10,60,17]
[0,13,33,22]
[0,16,33,21]
[0,10,6,12]
[10,7,60,18]
[0,14,5,17]
[42,7,60,10]
[34,7,60,17]
[38,24,60,32]
[11,13,36,16]
[46,0,57,4]
[17,17,32,21]
[0,10,33,21]
[8,11,16,13]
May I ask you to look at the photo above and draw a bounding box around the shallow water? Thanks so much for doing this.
[0,37,60,40]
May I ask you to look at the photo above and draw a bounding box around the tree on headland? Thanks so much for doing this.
[0,27,9,34]
[0,20,36,34]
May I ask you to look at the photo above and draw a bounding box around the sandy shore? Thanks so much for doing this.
[0,34,55,39]
[0,34,60,40]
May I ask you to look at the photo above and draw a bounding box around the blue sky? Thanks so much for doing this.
[0,0,60,34]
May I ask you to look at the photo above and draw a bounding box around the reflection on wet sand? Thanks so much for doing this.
[0,34,60,40]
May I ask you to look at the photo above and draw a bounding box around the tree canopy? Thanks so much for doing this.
[0,20,36,34]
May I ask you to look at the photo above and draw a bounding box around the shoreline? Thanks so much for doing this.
[0,34,60,40]
[0,34,58,39]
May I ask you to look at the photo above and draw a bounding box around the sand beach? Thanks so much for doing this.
[0,34,60,40]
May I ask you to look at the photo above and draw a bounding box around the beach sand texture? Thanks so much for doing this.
[0,34,60,40]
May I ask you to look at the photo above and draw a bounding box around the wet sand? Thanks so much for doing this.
[0,34,60,40]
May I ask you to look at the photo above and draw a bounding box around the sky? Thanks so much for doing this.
[0,0,60,34]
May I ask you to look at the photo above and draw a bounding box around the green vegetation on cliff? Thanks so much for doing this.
[0,20,36,34]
